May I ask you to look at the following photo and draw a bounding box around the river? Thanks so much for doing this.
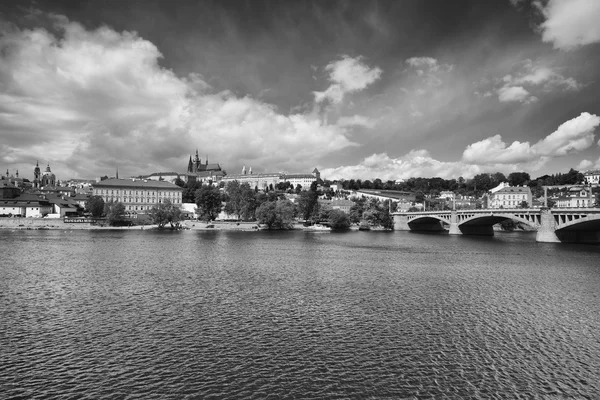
[1,229,599,399]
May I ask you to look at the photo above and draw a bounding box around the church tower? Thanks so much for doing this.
[193,149,202,173]
[33,161,41,189]
[187,155,193,173]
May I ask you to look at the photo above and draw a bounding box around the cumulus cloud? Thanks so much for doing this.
[497,86,534,103]
[492,59,579,103]
[462,112,600,164]
[313,55,382,104]
[576,159,594,170]
[537,0,600,50]
[321,150,505,181]
[322,113,600,180]
[0,15,357,178]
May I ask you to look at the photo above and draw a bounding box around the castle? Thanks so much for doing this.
[185,150,224,184]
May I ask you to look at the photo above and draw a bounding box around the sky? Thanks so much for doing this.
[1,0,600,181]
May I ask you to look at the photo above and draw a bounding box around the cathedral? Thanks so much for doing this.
[33,161,57,188]
[186,150,224,184]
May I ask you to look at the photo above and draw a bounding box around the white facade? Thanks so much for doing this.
[0,203,53,217]
[555,187,593,208]
[487,186,532,209]
[584,170,600,185]
[93,178,183,213]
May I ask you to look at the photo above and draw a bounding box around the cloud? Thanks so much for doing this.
[313,55,382,104]
[0,14,357,178]
[497,86,534,103]
[492,60,579,103]
[321,150,509,181]
[537,0,600,50]
[321,113,600,180]
[336,115,376,129]
[462,112,600,164]
[576,159,594,170]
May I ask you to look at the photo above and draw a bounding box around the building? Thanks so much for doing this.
[32,162,57,189]
[330,199,354,213]
[1,179,21,199]
[0,194,53,217]
[186,150,224,184]
[584,169,600,185]
[439,191,455,201]
[555,186,594,208]
[282,168,321,189]
[92,178,183,214]
[350,189,415,203]
[144,172,182,184]
[222,166,320,191]
[486,185,532,209]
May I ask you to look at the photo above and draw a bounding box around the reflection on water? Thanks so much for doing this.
[1,229,599,398]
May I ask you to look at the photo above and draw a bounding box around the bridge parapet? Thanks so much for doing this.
[392,208,600,243]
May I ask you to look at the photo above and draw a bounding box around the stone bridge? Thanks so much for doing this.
[393,208,600,243]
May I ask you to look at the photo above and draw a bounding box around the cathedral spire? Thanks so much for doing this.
[116,167,119,179]
[188,155,193,173]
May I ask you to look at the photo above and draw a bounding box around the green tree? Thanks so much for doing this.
[104,200,126,226]
[328,209,350,230]
[195,185,222,222]
[149,199,182,229]
[256,200,295,229]
[85,195,105,218]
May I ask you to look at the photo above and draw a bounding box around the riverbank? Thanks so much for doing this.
[0,218,386,232]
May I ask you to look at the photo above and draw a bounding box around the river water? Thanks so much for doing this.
[1,229,599,399]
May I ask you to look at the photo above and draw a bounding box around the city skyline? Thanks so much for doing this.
[1,0,600,181]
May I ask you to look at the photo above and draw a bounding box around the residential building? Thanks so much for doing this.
[487,185,532,209]
[555,186,594,208]
[439,191,455,201]
[92,178,183,214]
[330,199,354,213]
[584,169,600,185]
[0,194,53,217]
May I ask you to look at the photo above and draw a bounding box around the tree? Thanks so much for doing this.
[195,185,222,222]
[508,172,530,187]
[149,199,182,229]
[85,195,105,218]
[296,189,319,221]
[104,200,126,226]
[328,209,350,230]
[256,200,295,229]
[348,199,365,224]
[174,177,186,187]
[519,200,529,209]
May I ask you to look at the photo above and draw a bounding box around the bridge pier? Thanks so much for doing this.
[393,214,411,231]
[536,208,560,243]
[448,211,461,235]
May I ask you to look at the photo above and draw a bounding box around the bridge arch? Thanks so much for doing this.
[406,215,450,232]
[458,213,539,229]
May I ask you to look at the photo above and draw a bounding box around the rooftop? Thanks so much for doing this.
[93,178,183,189]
